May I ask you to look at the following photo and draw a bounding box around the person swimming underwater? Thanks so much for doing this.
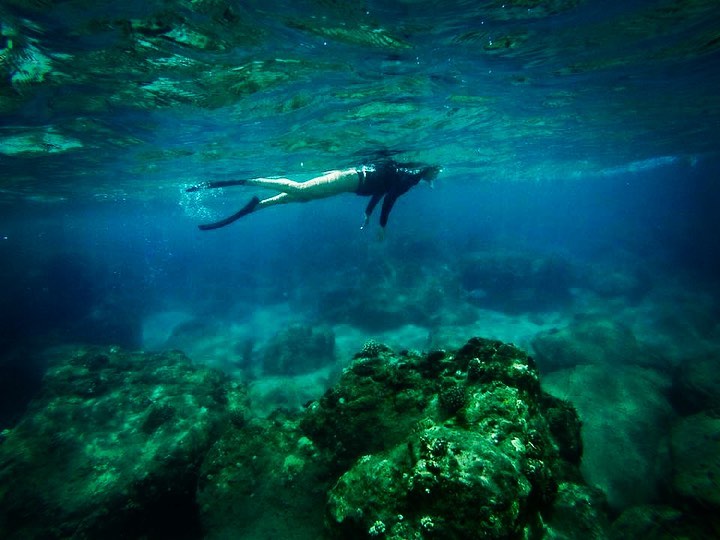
[186,160,441,233]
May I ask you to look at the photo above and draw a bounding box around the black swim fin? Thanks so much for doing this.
[198,196,260,230]
[186,179,248,192]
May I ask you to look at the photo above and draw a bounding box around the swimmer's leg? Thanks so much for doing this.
[257,192,293,209]
[198,196,261,230]
[245,171,356,198]
[244,177,304,192]
[196,193,293,231]
[186,177,301,193]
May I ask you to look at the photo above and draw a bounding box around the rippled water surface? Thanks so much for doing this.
[1,0,719,201]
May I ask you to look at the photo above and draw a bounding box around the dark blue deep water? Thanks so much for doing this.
[1,1,719,538]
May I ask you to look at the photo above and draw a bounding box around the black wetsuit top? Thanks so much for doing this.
[355,161,423,227]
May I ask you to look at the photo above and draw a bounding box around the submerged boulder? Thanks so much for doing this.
[542,364,674,510]
[458,251,574,313]
[196,338,604,539]
[262,323,336,375]
[316,259,472,332]
[0,345,247,539]
[610,504,718,540]
[302,337,602,538]
[1,337,608,539]
[531,316,660,373]
[197,414,329,540]
[579,259,651,302]
[670,353,720,415]
[670,412,720,509]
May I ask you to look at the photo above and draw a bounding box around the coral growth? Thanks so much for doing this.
[0,337,612,539]
[0,346,247,539]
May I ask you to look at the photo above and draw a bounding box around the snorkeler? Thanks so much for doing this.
[186,160,441,233]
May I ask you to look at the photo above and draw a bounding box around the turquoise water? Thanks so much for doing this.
[1,1,719,538]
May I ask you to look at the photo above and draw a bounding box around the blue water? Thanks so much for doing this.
[1,0,719,537]
[2,157,717,414]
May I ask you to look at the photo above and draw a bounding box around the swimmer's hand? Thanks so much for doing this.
[360,214,369,230]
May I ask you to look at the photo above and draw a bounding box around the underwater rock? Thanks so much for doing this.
[459,251,574,313]
[247,369,334,417]
[542,364,674,511]
[670,353,720,415]
[164,317,219,350]
[609,504,718,540]
[355,338,393,359]
[304,337,603,538]
[197,413,329,539]
[300,343,432,469]
[328,425,543,539]
[162,317,255,370]
[531,316,660,373]
[542,481,610,539]
[670,412,720,509]
[143,310,196,350]
[0,345,247,539]
[318,285,433,330]
[262,323,335,375]
[0,347,47,430]
[581,260,651,301]
[139,336,609,538]
[317,254,472,332]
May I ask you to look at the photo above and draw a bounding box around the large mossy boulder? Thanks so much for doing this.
[0,345,247,539]
[301,337,603,538]
[2,337,608,539]
[193,337,604,539]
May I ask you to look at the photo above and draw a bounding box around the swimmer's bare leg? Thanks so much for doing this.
[257,192,292,209]
[189,170,358,197]
[243,178,304,192]
[186,177,301,193]
[249,170,358,198]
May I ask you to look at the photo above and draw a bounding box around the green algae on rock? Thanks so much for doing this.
[197,413,330,540]
[0,345,248,539]
[0,337,606,539]
[670,412,720,509]
[301,337,602,538]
